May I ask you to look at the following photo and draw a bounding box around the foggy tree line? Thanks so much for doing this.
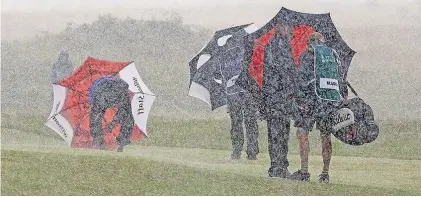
[1,13,213,117]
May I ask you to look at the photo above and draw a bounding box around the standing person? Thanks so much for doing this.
[89,75,134,152]
[291,32,348,183]
[262,24,298,178]
[218,39,260,160]
[51,49,74,84]
[50,50,74,118]
[226,91,260,160]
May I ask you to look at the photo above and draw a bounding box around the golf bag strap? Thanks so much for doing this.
[346,81,359,97]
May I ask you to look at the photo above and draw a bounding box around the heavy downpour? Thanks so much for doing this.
[1,0,421,195]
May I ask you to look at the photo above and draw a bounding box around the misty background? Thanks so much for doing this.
[1,0,421,121]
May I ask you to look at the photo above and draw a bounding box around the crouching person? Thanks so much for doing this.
[89,75,134,152]
[291,32,348,183]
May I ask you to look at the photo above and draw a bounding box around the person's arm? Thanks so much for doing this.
[333,49,348,99]
[294,49,316,113]
[107,82,132,131]
[296,49,314,98]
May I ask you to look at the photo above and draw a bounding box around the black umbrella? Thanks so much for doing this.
[188,23,258,110]
[237,7,356,117]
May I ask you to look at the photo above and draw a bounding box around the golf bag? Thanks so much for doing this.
[322,82,379,146]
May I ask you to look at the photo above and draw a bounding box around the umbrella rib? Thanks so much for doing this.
[76,94,85,133]
[65,70,116,98]
[63,71,95,97]
[50,101,90,118]
[66,67,99,97]
[290,28,311,46]
[132,92,155,97]
[66,86,89,97]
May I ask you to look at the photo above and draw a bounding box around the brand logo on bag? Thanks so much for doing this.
[333,113,351,124]
[332,108,355,131]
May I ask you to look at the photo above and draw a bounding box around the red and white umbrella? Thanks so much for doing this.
[45,57,155,151]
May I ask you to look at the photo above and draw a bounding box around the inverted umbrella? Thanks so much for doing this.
[45,57,155,151]
[188,23,258,110]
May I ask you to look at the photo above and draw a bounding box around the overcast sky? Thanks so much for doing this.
[2,0,420,11]
[2,0,421,40]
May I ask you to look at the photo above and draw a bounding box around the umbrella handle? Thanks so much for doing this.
[346,81,359,97]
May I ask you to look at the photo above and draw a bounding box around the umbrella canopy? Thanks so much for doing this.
[188,23,258,110]
[237,7,355,117]
[45,57,155,151]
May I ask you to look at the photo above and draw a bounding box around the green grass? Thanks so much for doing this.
[1,113,421,195]
[2,148,419,196]
[137,118,421,160]
[4,113,420,160]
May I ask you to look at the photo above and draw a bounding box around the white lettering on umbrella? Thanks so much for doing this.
[137,95,144,115]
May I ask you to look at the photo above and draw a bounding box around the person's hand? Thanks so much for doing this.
[300,104,310,112]
[341,97,351,106]
[254,111,263,121]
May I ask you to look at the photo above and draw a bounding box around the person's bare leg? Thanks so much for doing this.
[319,132,332,183]
[296,128,309,173]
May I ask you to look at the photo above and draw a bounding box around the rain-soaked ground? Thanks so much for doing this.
[2,117,421,195]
